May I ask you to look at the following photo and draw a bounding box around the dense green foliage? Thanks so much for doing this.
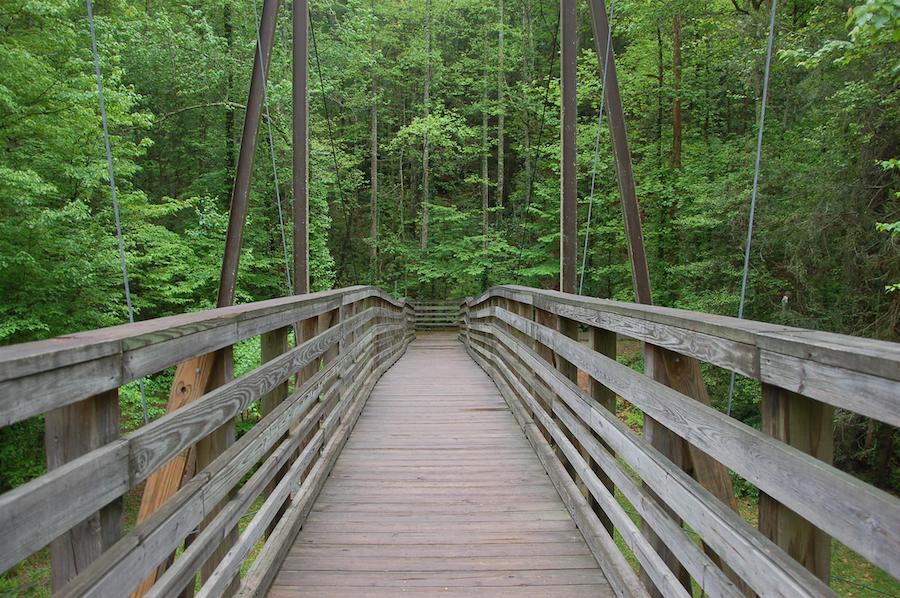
[0,0,897,512]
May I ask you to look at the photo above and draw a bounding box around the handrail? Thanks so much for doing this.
[0,286,414,597]
[460,285,899,597]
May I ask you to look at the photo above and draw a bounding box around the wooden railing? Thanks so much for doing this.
[0,286,414,597]
[412,300,459,330]
[460,285,899,598]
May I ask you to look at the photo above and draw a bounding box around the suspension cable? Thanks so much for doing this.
[309,8,348,208]
[578,0,616,295]
[85,0,149,425]
[250,0,293,294]
[726,0,778,416]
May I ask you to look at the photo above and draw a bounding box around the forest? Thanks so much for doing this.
[0,0,898,594]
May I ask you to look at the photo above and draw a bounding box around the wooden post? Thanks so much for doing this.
[590,327,616,534]
[196,349,238,596]
[261,328,290,418]
[760,385,833,583]
[45,390,121,591]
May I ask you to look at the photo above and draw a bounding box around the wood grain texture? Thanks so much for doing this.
[470,306,900,579]
[55,325,408,598]
[759,385,834,583]
[465,323,837,597]
[264,333,614,598]
[472,337,738,597]
[468,286,899,426]
[0,287,406,427]
[44,390,122,591]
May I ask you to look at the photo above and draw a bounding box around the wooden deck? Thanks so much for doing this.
[268,331,612,597]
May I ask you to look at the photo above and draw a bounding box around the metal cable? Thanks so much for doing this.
[250,0,293,294]
[578,0,616,295]
[309,8,347,209]
[726,0,778,416]
[85,0,149,425]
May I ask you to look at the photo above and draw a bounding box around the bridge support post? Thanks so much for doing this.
[589,327,616,534]
[45,390,122,591]
[760,385,833,583]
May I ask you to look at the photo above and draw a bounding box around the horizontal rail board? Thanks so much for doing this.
[0,314,404,574]
[0,287,406,426]
[465,288,900,426]
[59,326,410,598]
[467,306,900,579]
[466,327,832,597]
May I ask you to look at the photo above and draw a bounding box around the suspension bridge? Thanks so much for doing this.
[0,0,898,596]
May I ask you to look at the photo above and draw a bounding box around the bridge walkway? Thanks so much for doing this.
[267,332,613,597]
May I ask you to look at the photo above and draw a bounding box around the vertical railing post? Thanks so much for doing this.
[45,390,122,591]
[760,385,833,583]
[195,348,239,596]
[260,327,290,418]
[590,327,616,534]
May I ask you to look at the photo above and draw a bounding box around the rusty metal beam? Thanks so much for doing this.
[294,0,309,295]
[217,0,281,308]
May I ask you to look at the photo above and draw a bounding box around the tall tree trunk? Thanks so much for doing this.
[223,1,234,195]
[672,12,683,170]
[496,0,505,215]
[420,0,431,251]
[370,23,378,276]
[482,69,489,250]
[656,23,664,167]
[522,4,534,212]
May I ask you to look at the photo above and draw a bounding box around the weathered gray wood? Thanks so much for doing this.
[590,327,616,535]
[759,384,833,584]
[238,342,405,598]
[470,305,900,578]
[0,287,406,427]
[146,407,323,598]
[257,333,614,598]
[474,341,689,598]
[44,390,122,591]
[465,343,643,598]
[57,324,408,598]
[474,335,739,598]
[203,339,402,598]
[468,286,900,426]
[260,328,290,417]
[465,322,841,596]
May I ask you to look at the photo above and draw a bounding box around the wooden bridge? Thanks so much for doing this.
[0,284,897,597]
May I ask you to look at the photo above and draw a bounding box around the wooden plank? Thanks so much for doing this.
[55,325,406,598]
[759,385,833,583]
[472,306,900,578]
[0,287,406,427]
[259,333,614,598]
[470,286,900,426]
[466,343,642,598]
[238,341,406,598]
[467,323,839,596]
[130,352,217,598]
[478,336,738,597]
[589,327,616,535]
[44,390,122,591]
[470,340,680,596]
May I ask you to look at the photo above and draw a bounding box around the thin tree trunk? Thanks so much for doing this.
[496,0,505,214]
[420,0,431,251]
[522,4,534,212]
[656,23,664,167]
[370,21,378,275]
[482,70,489,250]
[224,1,234,193]
[672,12,682,170]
